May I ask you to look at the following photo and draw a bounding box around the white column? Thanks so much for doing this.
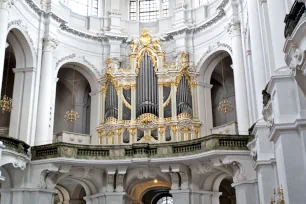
[196,81,213,136]
[265,0,288,72]
[90,90,100,144]
[9,68,35,144]
[233,181,259,204]
[49,77,58,140]
[35,37,58,145]
[0,0,11,96]
[252,121,277,204]
[274,130,306,204]
[0,189,54,204]
[246,0,267,119]
[227,21,250,135]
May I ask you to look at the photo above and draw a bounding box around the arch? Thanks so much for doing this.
[6,27,35,68]
[55,185,71,203]
[212,173,232,192]
[197,49,232,84]
[56,60,100,91]
[125,168,171,195]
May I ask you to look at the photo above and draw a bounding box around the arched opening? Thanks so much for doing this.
[54,66,91,142]
[125,168,172,204]
[0,28,35,144]
[54,181,86,204]
[210,55,237,134]
[219,179,236,204]
[142,187,172,204]
[0,44,15,137]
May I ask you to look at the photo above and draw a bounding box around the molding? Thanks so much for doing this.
[0,188,55,193]
[13,67,35,73]
[231,179,257,187]
[254,159,276,170]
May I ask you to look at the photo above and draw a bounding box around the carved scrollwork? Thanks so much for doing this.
[12,156,26,170]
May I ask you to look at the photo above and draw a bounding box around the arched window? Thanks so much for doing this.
[162,0,169,17]
[129,0,169,22]
[156,196,173,204]
[62,0,98,16]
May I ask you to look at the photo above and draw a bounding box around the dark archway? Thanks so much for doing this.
[0,44,15,136]
[219,179,236,204]
[54,67,91,135]
[210,55,237,130]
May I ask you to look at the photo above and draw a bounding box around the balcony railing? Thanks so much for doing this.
[31,134,252,160]
[0,136,30,155]
[284,1,305,38]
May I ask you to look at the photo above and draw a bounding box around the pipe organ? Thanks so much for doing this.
[97,29,200,145]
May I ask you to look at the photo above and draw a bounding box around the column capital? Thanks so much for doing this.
[226,20,241,38]
[43,37,59,52]
[0,0,16,10]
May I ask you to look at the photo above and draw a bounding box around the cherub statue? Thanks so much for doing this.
[129,40,138,53]
[153,39,162,51]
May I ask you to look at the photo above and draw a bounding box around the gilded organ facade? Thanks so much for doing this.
[97,29,200,144]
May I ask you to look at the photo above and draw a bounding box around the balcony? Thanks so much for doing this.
[31,134,252,160]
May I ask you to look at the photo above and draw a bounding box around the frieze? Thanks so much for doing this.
[196,42,232,67]
[24,0,44,16]
[60,23,105,42]
[56,53,76,67]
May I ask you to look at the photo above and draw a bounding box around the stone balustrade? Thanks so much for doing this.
[54,131,91,145]
[0,136,30,155]
[30,135,252,160]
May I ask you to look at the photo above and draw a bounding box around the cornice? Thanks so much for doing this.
[166,0,229,38]
[23,0,227,43]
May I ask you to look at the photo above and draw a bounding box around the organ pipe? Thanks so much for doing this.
[105,82,118,119]
[177,76,193,115]
[136,53,158,117]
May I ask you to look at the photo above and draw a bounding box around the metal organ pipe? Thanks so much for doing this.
[105,82,118,119]
[136,53,158,117]
[177,76,192,115]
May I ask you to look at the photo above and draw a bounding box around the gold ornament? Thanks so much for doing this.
[270,185,285,204]
[139,28,152,47]
[218,54,233,114]
[64,68,79,123]
[1,46,13,113]
[64,109,79,123]
[159,126,165,135]
[0,95,12,113]
[217,97,233,114]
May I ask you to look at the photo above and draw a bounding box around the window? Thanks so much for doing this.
[156,196,173,204]
[92,0,98,16]
[162,0,169,18]
[130,1,137,20]
[64,0,98,16]
[139,0,159,22]
[199,0,205,5]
